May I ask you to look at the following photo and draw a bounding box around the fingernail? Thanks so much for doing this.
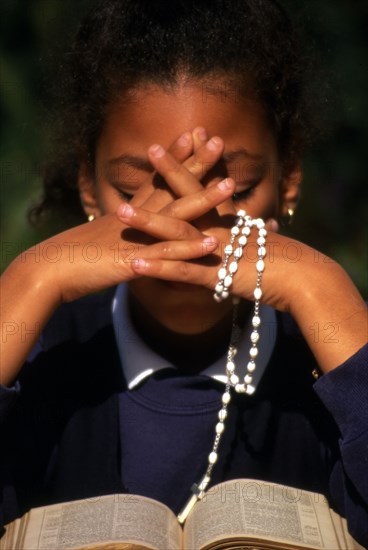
[217,178,232,190]
[177,132,191,147]
[206,137,221,151]
[149,144,165,158]
[203,236,217,245]
[119,204,134,218]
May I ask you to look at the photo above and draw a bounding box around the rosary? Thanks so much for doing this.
[177,210,267,523]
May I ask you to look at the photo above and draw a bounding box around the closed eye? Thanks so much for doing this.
[232,181,260,202]
[115,187,134,201]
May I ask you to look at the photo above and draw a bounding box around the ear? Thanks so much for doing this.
[78,162,101,219]
[279,161,302,218]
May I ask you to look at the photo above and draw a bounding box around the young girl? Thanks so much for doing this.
[1,0,367,545]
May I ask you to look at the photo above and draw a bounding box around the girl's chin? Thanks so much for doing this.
[154,292,233,334]
[159,281,209,293]
[156,312,229,335]
[128,278,233,331]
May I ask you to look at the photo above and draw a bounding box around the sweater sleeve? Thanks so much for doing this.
[0,340,44,532]
[313,343,368,547]
[0,384,20,419]
[0,339,43,422]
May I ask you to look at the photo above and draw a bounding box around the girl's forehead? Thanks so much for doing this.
[99,83,274,153]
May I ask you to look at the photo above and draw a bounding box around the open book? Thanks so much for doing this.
[0,479,364,550]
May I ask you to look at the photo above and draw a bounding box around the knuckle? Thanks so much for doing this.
[166,160,182,177]
[175,223,191,240]
[178,262,191,279]
[161,244,172,257]
[165,202,179,218]
[201,189,215,205]
[188,158,206,178]
[175,227,186,240]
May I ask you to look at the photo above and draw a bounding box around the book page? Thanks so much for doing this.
[183,479,346,550]
[0,516,22,550]
[15,494,181,550]
[329,509,365,550]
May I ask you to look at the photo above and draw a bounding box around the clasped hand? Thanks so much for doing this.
[116,128,277,304]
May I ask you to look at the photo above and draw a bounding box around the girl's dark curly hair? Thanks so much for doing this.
[30,0,314,225]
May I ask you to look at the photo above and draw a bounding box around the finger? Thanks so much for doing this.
[147,136,224,198]
[168,131,194,162]
[160,177,235,220]
[181,136,225,186]
[192,126,208,150]
[131,257,216,289]
[117,203,202,240]
[141,235,218,261]
[132,132,194,208]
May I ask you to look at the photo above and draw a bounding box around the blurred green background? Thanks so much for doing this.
[1,0,367,295]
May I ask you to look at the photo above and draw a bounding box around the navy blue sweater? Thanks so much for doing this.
[1,290,367,546]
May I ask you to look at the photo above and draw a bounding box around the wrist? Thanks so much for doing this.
[12,250,63,309]
[1,254,62,385]
[287,257,367,373]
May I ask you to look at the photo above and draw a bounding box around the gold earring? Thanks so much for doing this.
[87,214,95,222]
[280,208,294,227]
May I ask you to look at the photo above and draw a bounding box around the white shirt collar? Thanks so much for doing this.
[112,284,276,393]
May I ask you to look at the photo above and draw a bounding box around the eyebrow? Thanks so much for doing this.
[107,148,265,171]
[222,148,265,163]
[107,155,153,172]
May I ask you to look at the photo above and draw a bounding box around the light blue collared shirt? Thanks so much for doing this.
[112,284,277,392]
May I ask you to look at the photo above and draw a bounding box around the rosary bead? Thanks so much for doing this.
[231,226,240,236]
[256,259,265,272]
[235,383,246,393]
[250,331,259,343]
[247,360,256,372]
[222,392,231,404]
[209,452,218,464]
[224,244,233,255]
[224,275,233,288]
[249,346,258,358]
[254,287,262,300]
[221,290,229,300]
[226,360,235,373]
[214,293,222,303]
[215,282,224,293]
[238,235,247,246]
[229,261,238,274]
[258,246,266,258]
[242,226,251,236]
[237,209,246,217]
[256,218,265,229]
[230,373,239,385]
[216,422,225,434]
[234,247,243,259]
[218,409,227,421]
[244,374,253,384]
[257,236,266,246]
[218,267,227,280]
[259,228,267,237]
[252,315,261,327]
